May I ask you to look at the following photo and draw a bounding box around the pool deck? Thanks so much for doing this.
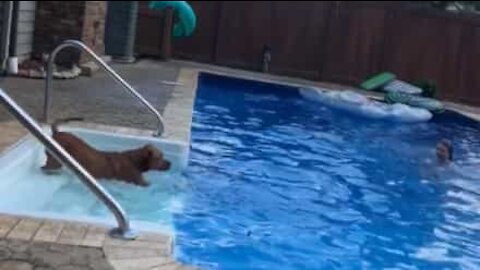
[1,59,479,269]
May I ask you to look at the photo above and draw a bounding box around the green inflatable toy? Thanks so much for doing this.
[385,91,445,113]
[360,72,396,91]
[149,1,196,38]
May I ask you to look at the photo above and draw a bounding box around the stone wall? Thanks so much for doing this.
[80,1,107,63]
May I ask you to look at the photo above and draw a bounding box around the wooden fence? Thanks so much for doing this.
[136,1,480,105]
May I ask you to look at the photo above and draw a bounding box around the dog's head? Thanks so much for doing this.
[140,144,171,172]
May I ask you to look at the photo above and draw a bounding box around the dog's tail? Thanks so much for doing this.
[51,117,84,133]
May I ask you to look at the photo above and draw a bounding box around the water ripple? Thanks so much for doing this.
[176,83,480,270]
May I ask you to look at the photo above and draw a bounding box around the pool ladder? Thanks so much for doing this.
[0,40,170,240]
[43,40,165,136]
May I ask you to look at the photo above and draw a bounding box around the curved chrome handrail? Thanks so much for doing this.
[1,88,136,240]
[43,40,165,136]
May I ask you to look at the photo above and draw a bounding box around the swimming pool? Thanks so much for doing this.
[1,72,479,269]
[175,74,480,269]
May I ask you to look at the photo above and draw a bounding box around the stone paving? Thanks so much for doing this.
[0,60,178,131]
[0,215,194,270]
[0,238,113,270]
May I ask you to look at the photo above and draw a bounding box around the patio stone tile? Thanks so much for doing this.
[0,215,20,238]
[57,222,88,245]
[81,225,107,247]
[104,238,171,251]
[104,245,168,260]
[7,219,42,241]
[33,221,64,243]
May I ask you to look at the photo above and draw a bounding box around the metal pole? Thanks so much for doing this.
[1,1,14,71]
[44,40,165,136]
[1,88,136,240]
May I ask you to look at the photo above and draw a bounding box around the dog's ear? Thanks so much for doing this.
[144,144,156,158]
[143,144,159,170]
[137,145,152,171]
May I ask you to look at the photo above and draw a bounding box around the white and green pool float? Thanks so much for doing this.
[385,91,444,113]
[383,80,423,95]
[360,72,423,95]
[300,87,432,123]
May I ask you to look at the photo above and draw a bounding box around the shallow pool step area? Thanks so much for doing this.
[0,214,197,270]
[0,123,189,232]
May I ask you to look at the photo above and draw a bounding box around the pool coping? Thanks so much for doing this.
[162,68,199,144]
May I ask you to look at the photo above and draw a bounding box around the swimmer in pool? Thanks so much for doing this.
[420,139,454,179]
[423,139,480,181]
[436,139,453,166]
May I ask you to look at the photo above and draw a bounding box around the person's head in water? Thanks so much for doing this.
[436,139,453,165]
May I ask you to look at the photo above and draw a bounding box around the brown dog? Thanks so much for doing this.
[42,118,171,187]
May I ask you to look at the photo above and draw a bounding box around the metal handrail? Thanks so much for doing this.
[43,40,165,136]
[0,88,136,240]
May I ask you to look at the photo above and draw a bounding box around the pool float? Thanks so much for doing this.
[360,72,396,91]
[300,87,432,123]
[149,1,196,37]
[382,80,423,95]
[360,72,423,95]
[385,91,444,113]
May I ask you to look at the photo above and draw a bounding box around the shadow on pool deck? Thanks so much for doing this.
[0,60,179,131]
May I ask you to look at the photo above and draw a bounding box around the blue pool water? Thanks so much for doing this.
[175,74,480,270]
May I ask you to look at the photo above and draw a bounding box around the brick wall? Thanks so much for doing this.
[33,1,106,66]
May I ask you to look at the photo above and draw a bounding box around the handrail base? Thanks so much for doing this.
[109,227,138,240]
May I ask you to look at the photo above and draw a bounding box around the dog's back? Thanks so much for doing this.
[51,118,102,168]
[44,118,169,186]
[46,118,114,178]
